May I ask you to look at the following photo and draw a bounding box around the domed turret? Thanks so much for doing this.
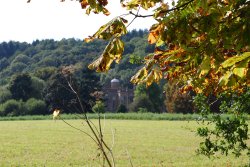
[111,78,120,89]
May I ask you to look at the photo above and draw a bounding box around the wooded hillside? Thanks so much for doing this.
[0,29,166,115]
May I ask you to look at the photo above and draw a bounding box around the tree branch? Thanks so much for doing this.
[129,0,194,18]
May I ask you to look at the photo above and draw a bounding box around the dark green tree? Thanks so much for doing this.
[116,104,128,113]
[29,76,46,100]
[9,62,27,73]
[129,94,154,112]
[9,73,33,101]
[0,58,9,71]
[130,83,164,113]
[43,72,78,113]
[78,66,102,112]
[219,88,250,114]
[43,67,101,113]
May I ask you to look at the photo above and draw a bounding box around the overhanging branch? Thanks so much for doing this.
[129,0,195,18]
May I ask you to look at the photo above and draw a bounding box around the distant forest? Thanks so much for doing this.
[0,29,168,116]
[1,29,243,116]
[0,29,152,86]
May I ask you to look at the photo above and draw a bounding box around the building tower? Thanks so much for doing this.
[104,78,134,112]
[111,78,120,89]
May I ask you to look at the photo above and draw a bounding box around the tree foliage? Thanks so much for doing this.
[92,100,105,113]
[9,73,33,101]
[43,72,78,113]
[78,67,102,112]
[76,0,250,95]
[164,80,193,113]
[0,32,149,87]
[220,87,250,114]
[130,83,164,112]
[194,93,250,158]
[0,98,47,116]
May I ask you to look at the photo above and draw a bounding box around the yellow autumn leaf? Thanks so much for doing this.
[144,70,154,87]
[153,69,162,82]
[124,0,140,10]
[80,0,88,9]
[88,55,113,72]
[102,7,110,16]
[148,32,158,44]
[195,87,203,94]
[85,17,127,42]
[148,24,164,44]
[140,0,158,10]
[88,38,124,72]
[138,69,163,87]
[109,38,124,63]
[131,67,148,84]
[233,67,247,79]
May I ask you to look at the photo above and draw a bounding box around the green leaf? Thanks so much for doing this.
[233,59,249,79]
[171,0,175,6]
[219,71,232,86]
[221,52,250,68]
[156,38,165,46]
[199,55,210,77]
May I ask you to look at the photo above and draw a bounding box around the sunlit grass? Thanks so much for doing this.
[0,120,248,166]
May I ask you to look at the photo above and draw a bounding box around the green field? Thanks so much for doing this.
[0,119,248,166]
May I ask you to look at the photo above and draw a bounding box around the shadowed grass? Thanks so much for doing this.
[0,120,248,166]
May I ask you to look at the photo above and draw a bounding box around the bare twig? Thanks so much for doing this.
[64,76,114,167]
[126,149,134,167]
[59,117,99,145]
[209,98,219,107]
[129,0,194,18]
[111,128,115,150]
[126,6,141,28]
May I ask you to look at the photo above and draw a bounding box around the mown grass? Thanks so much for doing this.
[0,112,246,121]
[0,119,248,166]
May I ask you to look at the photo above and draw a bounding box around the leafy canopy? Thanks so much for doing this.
[62,0,250,95]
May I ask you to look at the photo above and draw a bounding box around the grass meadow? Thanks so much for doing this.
[0,119,249,166]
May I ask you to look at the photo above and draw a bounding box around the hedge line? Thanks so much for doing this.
[0,113,248,121]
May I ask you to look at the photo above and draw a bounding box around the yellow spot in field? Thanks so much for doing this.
[53,109,60,120]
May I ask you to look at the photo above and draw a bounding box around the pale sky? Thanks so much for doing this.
[0,0,156,43]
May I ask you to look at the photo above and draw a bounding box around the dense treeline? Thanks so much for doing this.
[0,29,149,85]
[0,29,164,116]
[0,29,249,116]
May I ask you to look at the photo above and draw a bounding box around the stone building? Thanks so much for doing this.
[103,78,134,112]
